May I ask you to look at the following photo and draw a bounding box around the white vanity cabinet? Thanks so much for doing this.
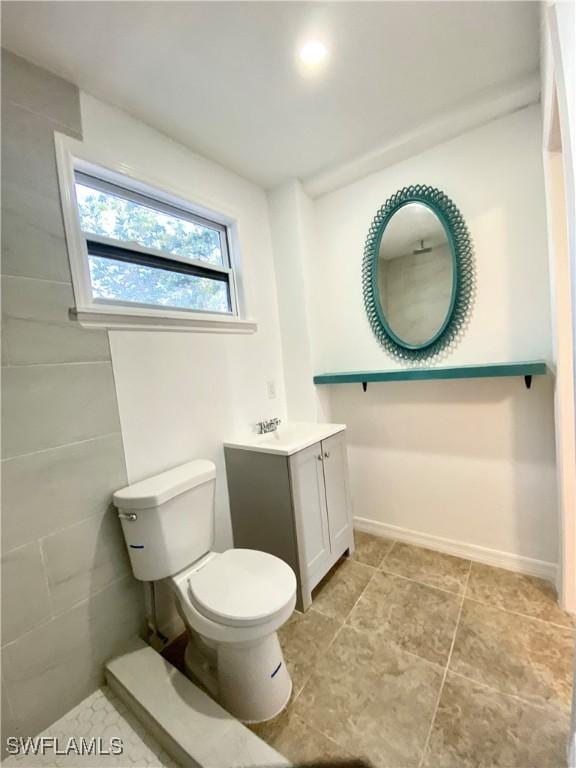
[224,424,354,610]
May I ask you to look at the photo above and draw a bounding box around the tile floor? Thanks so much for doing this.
[3,687,177,767]
[2,548,570,768]
[249,533,574,768]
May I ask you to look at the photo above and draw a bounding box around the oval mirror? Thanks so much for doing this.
[377,202,454,347]
[363,185,474,361]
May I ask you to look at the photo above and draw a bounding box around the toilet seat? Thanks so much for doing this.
[187,549,296,628]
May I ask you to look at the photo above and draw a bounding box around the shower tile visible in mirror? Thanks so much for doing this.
[466,562,573,627]
[346,571,460,665]
[278,609,341,696]
[311,559,374,621]
[293,625,443,768]
[349,531,394,568]
[381,542,470,594]
[422,672,570,768]
[450,599,574,710]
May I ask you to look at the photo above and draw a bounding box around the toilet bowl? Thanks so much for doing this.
[113,460,296,724]
[172,549,296,722]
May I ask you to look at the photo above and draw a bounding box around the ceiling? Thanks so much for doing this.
[2,1,539,189]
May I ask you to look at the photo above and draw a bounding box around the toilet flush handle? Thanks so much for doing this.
[118,511,138,522]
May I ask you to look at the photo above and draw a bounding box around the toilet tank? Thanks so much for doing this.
[113,460,216,582]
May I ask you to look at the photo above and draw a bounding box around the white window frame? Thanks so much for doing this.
[54,133,257,333]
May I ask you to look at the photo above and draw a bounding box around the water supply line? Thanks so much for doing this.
[145,581,169,651]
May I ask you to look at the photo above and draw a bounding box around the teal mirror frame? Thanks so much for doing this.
[362,184,474,361]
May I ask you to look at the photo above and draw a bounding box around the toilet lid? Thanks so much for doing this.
[187,549,296,627]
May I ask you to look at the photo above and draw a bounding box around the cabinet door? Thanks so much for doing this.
[321,431,353,555]
[289,443,332,589]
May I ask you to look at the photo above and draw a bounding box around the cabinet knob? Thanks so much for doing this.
[317,455,323,461]
[324,451,330,459]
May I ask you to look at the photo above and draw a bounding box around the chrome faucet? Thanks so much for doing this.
[256,417,282,434]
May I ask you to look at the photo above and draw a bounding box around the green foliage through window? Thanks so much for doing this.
[75,184,224,266]
[75,178,233,314]
[88,256,230,312]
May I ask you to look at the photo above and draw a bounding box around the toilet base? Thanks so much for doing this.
[183,630,292,723]
[184,636,219,699]
[218,632,292,724]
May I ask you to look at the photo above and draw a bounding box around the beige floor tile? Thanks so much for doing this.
[450,599,574,710]
[247,693,299,744]
[423,672,570,768]
[382,542,470,594]
[311,558,375,621]
[278,609,341,696]
[164,545,572,768]
[347,571,460,665]
[292,625,443,768]
[467,562,573,626]
[350,531,394,568]
[253,709,356,765]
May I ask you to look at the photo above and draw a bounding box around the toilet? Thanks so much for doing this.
[113,460,296,723]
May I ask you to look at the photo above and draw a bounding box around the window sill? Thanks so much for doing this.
[71,306,258,334]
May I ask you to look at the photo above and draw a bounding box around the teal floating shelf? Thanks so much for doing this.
[313,361,549,391]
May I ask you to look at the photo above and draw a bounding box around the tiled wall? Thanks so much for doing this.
[380,244,452,346]
[1,50,145,743]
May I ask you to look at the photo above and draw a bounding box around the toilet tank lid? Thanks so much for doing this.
[113,460,216,510]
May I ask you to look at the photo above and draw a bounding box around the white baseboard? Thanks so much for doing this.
[353,516,558,583]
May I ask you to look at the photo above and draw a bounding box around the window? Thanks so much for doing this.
[74,172,236,316]
[55,137,255,331]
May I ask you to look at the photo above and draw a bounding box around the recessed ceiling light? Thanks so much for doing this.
[298,40,328,68]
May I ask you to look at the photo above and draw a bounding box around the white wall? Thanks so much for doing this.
[550,1,576,201]
[541,0,576,613]
[79,94,287,552]
[78,94,558,581]
[267,179,331,422]
[313,105,552,373]
[307,106,558,574]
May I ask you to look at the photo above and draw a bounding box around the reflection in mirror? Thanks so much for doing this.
[377,202,454,347]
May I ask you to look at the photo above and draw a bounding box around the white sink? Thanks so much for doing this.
[223,421,346,456]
